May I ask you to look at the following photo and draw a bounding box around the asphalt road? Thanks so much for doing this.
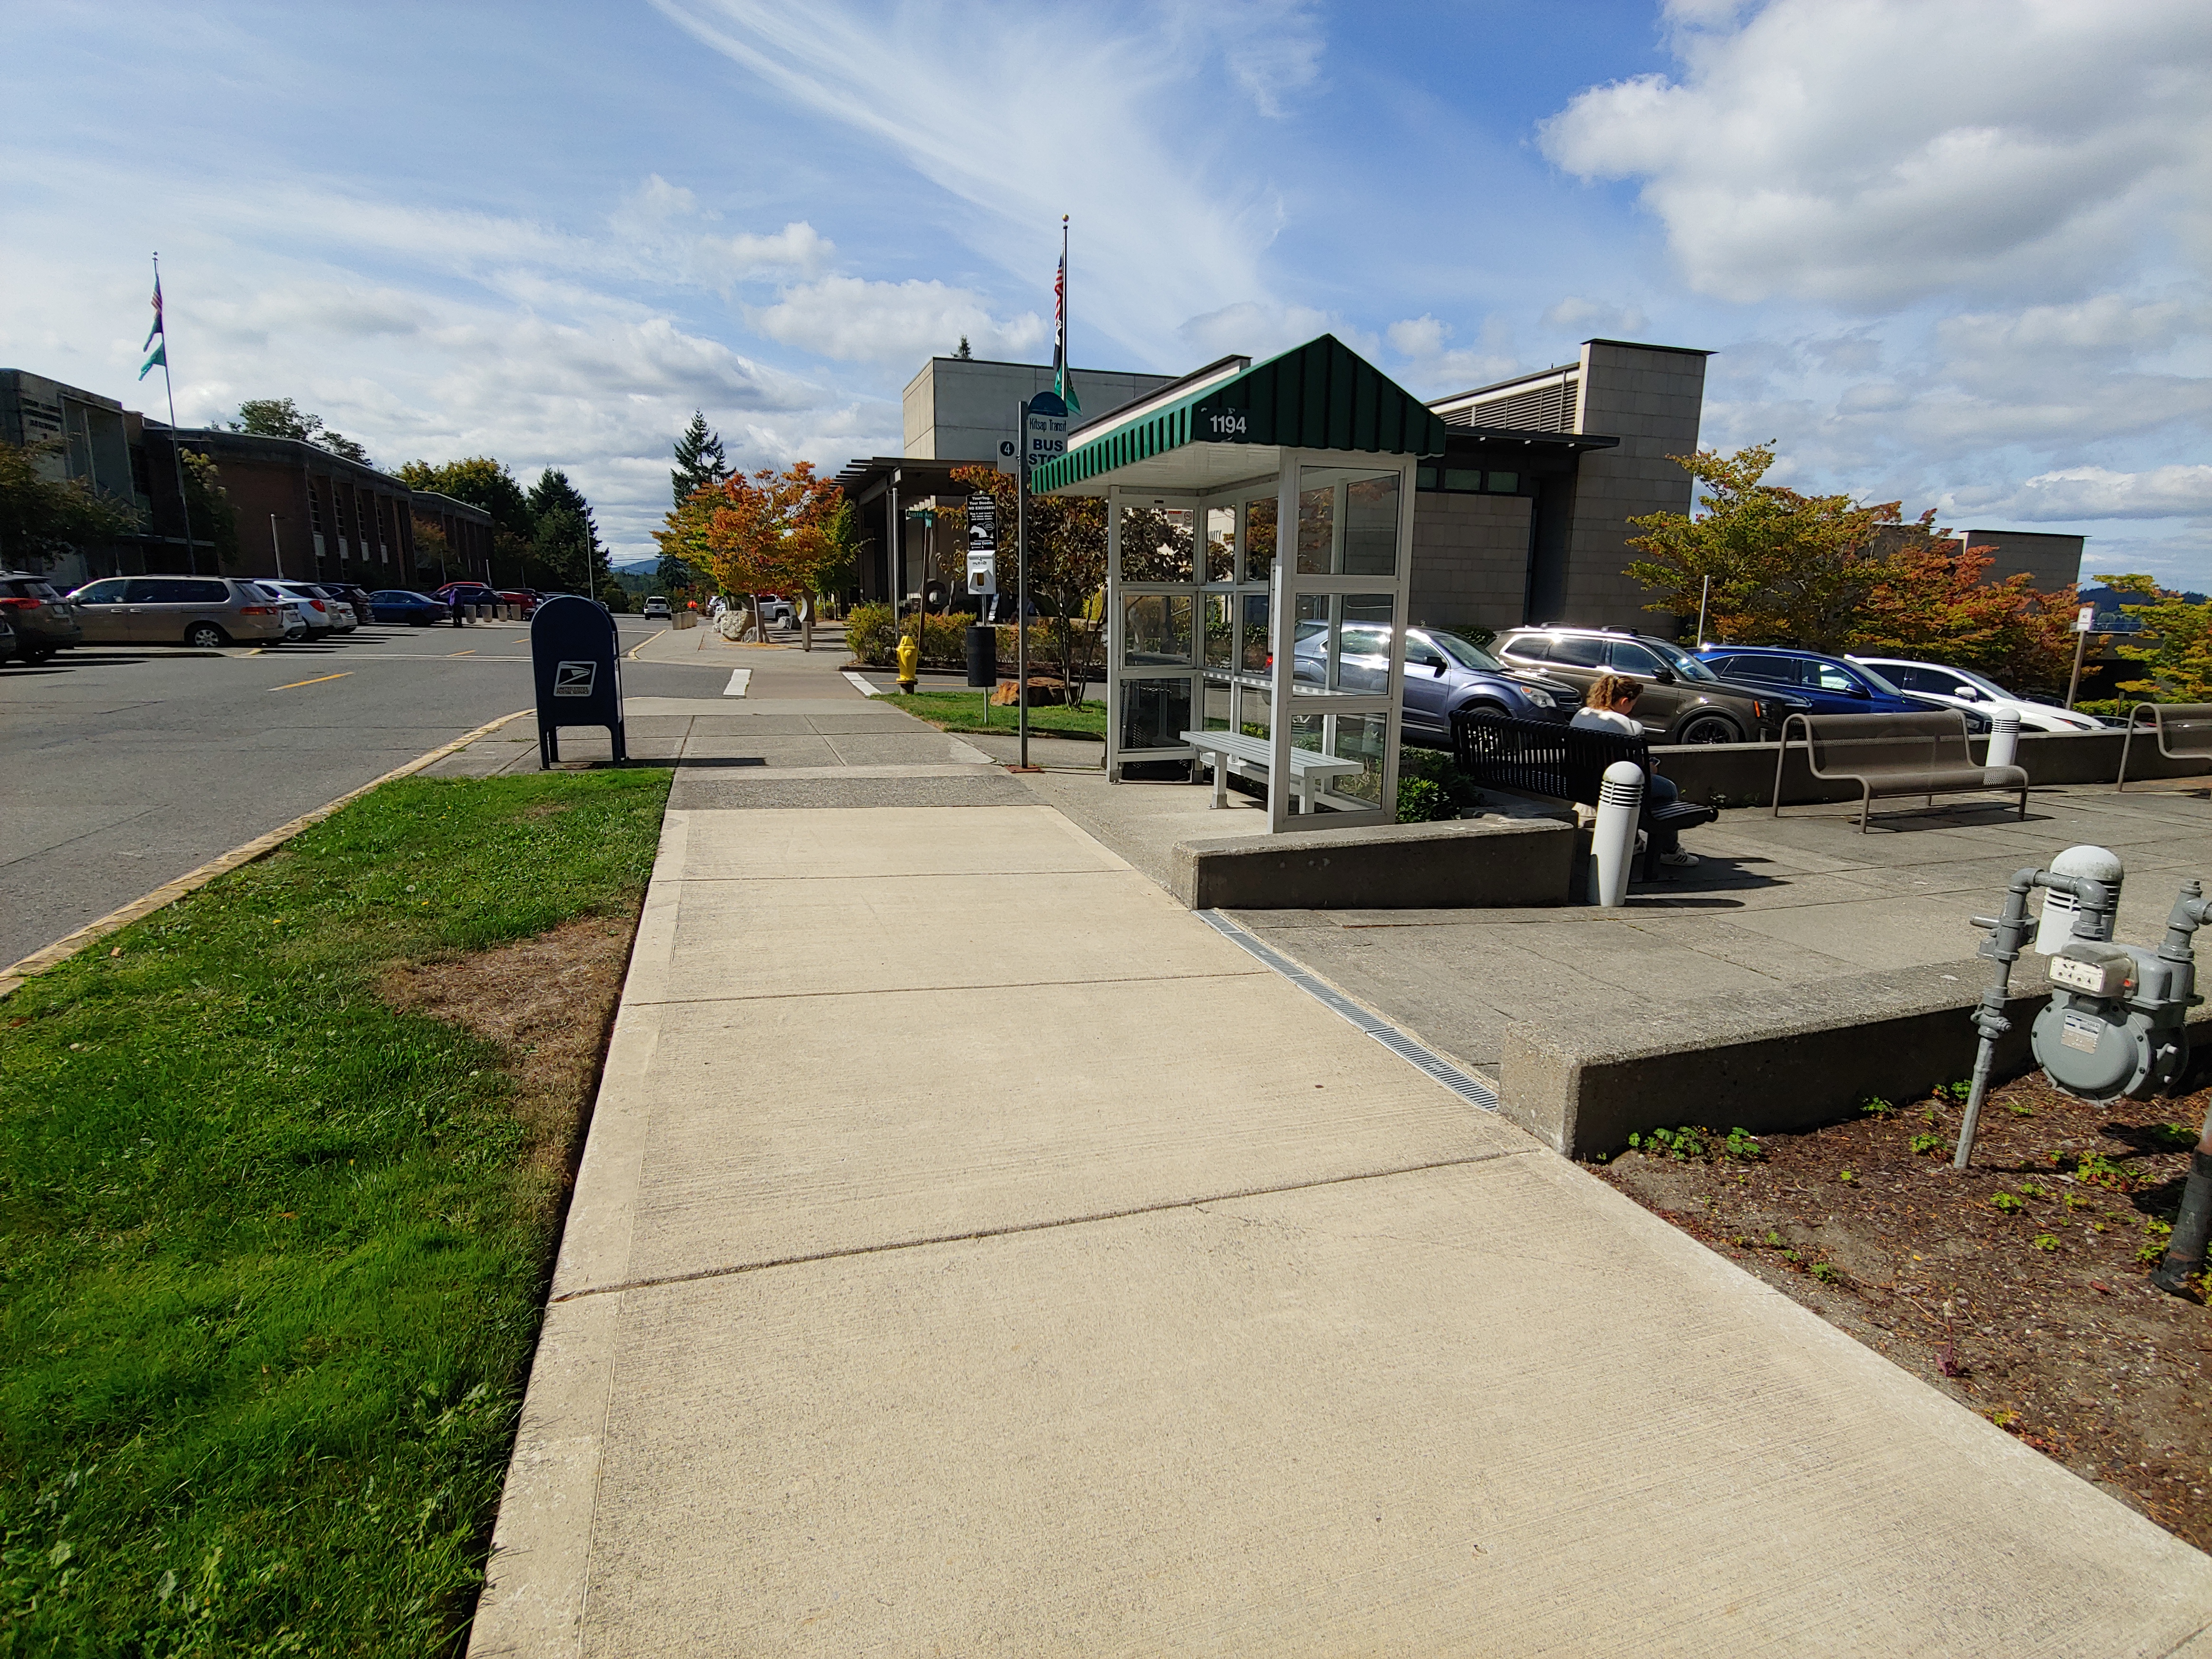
[0,615,733,969]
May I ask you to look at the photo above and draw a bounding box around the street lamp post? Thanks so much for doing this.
[267,513,286,580]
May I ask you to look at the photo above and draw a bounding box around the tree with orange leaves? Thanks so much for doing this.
[656,461,844,650]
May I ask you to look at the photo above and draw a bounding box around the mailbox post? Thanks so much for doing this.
[531,595,626,768]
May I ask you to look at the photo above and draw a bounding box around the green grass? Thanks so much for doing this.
[884,689,1106,740]
[0,768,671,1656]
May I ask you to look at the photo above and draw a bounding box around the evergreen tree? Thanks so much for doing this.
[527,468,606,593]
[671,411,728,507]
[956,336,972,359]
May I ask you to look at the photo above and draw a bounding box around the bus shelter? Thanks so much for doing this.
[1030,335,1447,833]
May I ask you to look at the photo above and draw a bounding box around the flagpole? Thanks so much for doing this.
[152,253,198,576]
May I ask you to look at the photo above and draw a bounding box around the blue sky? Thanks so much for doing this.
[3,0,2206,583]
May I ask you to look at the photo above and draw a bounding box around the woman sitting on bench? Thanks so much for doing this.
[1570,675,1700,869]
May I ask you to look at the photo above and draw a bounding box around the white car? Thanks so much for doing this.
[309,583,359,632]
[1849,657,2103,732]
[250,582,319,642]
[265,580,342,639]
[642,595,671,619]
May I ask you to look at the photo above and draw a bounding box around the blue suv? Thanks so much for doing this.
[1696,646,1923,715]
[1294,622,1582,743]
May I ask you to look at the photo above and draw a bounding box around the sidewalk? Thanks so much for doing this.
[470,694,2212,1656]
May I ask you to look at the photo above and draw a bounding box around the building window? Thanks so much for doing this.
[1416,462,1530,496]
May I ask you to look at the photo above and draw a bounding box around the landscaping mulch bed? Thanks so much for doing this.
[1592,1070,2212,1549]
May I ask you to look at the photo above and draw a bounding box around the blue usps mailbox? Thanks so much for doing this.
[530,596,626,768]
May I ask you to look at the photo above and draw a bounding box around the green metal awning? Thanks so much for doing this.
[1030,334,1449,497]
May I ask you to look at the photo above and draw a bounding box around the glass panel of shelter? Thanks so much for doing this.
[1268,461,1411,830]
[1194,486,1281,746]
[1108,493,1202,770]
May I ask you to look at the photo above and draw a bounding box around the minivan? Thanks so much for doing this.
[67,576,287,647]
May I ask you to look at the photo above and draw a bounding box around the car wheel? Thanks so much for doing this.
[185,622,229,649]
[1676,712,1743,744]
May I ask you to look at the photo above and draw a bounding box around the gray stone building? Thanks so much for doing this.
[1414,338,1712,634]
[901,356,1174,464]
[0,369,158,582]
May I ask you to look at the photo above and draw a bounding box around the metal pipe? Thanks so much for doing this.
[1955,867,2115,1169]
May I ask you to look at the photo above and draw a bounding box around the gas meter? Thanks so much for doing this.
[1954,858,2212,1296]
[2034,932,2192,1103]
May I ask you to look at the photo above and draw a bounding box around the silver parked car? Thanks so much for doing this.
[67,576,288,648]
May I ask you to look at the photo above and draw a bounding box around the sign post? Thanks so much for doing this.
[1012,391,1068,772]
[964,488,997,600]
[2065,601,2097,710]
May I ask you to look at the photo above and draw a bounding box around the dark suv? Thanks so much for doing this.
[1294,622,1583,743]
[1493,626,1809,743]
[0,572,83,662]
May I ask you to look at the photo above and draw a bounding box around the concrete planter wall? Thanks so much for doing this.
[1650,728,2212,809]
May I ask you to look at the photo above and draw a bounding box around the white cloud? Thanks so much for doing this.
[1381,314,1525,398]
[2001,465,2212,521]
[750,276,1044,366]
[650,0,1320,364]
[1542,296,1649,336]
[1177,301,1377,364]
[609,174,832,288]
[1539,0,2212,308]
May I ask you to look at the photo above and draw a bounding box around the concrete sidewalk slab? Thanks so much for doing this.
[498,1156,2212,1659]
[472,759,2212,1658]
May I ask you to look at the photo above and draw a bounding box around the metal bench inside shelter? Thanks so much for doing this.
[1774,710,2027,831]
[2116,703,2212,791]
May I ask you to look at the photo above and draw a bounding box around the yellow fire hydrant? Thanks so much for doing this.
[896,629,919,695]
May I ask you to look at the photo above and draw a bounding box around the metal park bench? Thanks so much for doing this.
[1449,710,1715,870]
[1181,729,1365,815]
[1773,710,2028,832]
[2115,703,2212,792]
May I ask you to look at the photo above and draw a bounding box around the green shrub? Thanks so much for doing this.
[1397,776,1455,822]
[845,601,896,663]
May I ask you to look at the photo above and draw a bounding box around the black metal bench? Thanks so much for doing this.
[1449,710,1716,872]
[1774,710,2028,831]
[2116,703,2212,791]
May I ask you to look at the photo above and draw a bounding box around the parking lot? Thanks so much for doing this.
[0,614,709,969]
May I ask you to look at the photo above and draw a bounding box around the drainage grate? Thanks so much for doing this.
[1198,911,1498,1111]
[1366,1027,1499,1110]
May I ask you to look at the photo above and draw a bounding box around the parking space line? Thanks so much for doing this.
[269,671,352,692]
[723,668,751,697]
[447,649,476,658]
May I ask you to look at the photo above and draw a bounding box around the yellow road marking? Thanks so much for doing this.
[447,649,476,657]
[268,671,352,692]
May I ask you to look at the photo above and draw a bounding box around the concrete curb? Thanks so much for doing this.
[0,707,533,1000]
[1170,814,1576,910]
[1497,955,2212,1159]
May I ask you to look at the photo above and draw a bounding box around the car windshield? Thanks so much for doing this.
[1954,667,2013,699]
[1644,638,1719,682]
[1425,630,1503,671]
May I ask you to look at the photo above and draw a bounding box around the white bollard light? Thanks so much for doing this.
[1985,707,2021,770]
[1591,760,1643,908]
[2035,843,2124,953]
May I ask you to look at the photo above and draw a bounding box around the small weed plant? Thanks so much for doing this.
[1908,1133,1949,1156]
[1992,1192,2026,1213]
[1623,1125,1764,1163]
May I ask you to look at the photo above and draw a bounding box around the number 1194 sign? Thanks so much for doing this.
[1197,404,1249,440]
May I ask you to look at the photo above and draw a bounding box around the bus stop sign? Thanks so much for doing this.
[530,595,626,768]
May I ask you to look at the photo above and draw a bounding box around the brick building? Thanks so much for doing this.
[142,427,428,587]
